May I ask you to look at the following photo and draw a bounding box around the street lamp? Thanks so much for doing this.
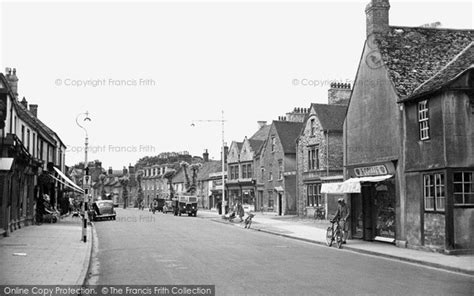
[76,111,91,243]
[191,110,226,217]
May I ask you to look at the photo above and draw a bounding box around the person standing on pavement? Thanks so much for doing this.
[333,198,350,243]
[237,201,245,222]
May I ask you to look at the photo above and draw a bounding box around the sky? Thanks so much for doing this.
[0,0,472,170]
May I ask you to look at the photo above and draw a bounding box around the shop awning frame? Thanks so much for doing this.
[53,166,84,193]
[321,175,393,194]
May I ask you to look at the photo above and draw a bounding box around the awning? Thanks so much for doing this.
[49,174,85,194]
[321,175,393,194]
[53,167,84,193]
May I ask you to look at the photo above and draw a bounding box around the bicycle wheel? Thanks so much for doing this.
[335,229,343,249]
[326,227,333,246]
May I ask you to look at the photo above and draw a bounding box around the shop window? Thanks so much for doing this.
[454,172,474,206]
[418,100,430,140]
[423,173,445,212]
[268,191,274,209]
[306,184,321,207]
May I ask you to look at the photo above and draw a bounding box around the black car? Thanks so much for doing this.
[90,200,116,221]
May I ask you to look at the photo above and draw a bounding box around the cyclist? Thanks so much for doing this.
[332,198,350,244]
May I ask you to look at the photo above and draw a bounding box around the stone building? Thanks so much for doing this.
[296,85,349,218]
[259,112,305,215]
[226,122,270,211]
[342,0,473,252]
[398,43,473,253]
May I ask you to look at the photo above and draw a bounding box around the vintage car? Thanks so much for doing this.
[90,200,116,221]
[162,200,174,214]
[177,195,198,217]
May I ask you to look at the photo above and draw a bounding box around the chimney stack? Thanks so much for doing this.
[29,104,38,117]
[328,82,351,105]
[203,149,209,162]
[223,145,229,164]
[366,0,390,37]
[5,68,19,97]
[285,107,307,123]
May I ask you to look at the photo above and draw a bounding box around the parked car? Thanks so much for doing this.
[162,200,174,214]
[90,200,116,221]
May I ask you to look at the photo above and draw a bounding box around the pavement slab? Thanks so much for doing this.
[0,216,92,285]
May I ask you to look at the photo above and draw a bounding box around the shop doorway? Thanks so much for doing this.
[278,193,282,216]
[351,182,395,242]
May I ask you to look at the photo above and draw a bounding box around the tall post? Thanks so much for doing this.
[76,111,91,243]
[83,134,88,242]
[221,110,226,217]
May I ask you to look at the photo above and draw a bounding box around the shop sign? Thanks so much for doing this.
[354,165,388,177]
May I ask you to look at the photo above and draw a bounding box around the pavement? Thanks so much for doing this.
[200,209,474,276]
[0,214,92,285]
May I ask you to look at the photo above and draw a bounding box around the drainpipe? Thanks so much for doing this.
[325,129,329,219]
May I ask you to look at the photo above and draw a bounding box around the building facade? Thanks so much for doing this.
[343,0,473,252]
[296,94,348,218]
[1,68,67,235]
[399,44,474,253]
[260,118,304,215]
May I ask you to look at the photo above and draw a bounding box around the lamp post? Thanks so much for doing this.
[191,110,226,217]
[76,111,91,243]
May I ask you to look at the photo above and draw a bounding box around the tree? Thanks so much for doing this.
[99,173,107,199]
[136,170,144,205]
[119,176,129,209]
[163,169,176,200]
[189,163,201,194]
[180,161,191,190]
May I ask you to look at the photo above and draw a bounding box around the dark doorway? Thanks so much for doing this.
[278,193,282,216]
[351,193,363,239]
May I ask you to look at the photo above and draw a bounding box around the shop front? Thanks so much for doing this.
[323,162,396,243]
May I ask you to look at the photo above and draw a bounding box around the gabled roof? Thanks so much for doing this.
[273,121,303,154]
[310,103,347,132]
[401,42,474,101]
[248,139,264,153]
[376,26,474,98]
[250,125,271,141]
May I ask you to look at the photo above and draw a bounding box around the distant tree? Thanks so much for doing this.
[119,176,129,209]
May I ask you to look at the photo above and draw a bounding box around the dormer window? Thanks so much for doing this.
[418,100,430,140]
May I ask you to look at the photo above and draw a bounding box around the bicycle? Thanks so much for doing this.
[313,206,325,220]
[326,219,344,249]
